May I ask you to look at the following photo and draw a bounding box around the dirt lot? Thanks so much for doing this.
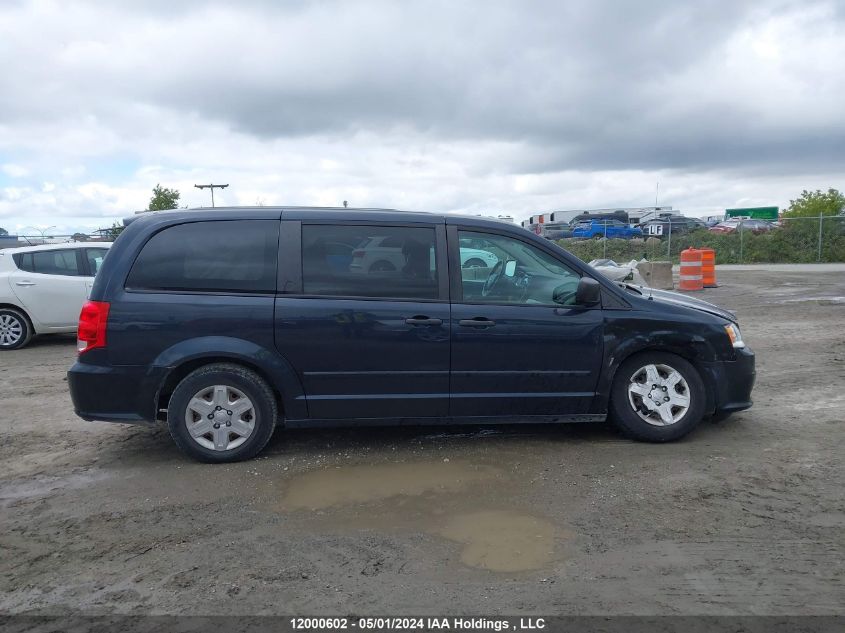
[1,266,843,616]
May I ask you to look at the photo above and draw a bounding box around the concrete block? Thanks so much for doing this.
[636,261,674,289]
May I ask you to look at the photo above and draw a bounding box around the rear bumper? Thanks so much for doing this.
[68,359,163,424]
[702,347,756,414]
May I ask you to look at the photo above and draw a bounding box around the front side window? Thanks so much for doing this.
[126,220,278,293]
[458,230,581,306]
[302,224,439,300]
[14,249,81,276]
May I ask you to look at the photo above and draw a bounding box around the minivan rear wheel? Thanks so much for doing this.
[167,363,278,463]
[0,308,33,350]
[609,352,706,442]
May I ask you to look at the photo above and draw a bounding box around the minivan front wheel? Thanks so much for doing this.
[167,363,278,463]
[609,352,706,442]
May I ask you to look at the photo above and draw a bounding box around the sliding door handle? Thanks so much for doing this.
[405,316,443,326]
[458,317,496,328]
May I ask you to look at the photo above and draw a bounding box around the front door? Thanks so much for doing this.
[274,222,451,420]
[449,228,603,417]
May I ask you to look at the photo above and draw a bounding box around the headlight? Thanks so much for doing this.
[724,323,745,348]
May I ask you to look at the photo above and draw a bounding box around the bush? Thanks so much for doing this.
[557,237,669,263]
[558,221,845,265]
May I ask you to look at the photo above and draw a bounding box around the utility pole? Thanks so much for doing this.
[194,183,229,208]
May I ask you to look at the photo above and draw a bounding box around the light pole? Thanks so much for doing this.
[18,225,55,245]
[20,225,56,237]
[194,184,229,208]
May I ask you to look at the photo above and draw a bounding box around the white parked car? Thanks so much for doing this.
[0,242,111,349]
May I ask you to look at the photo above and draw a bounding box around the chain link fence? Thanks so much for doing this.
[559,215,845,265]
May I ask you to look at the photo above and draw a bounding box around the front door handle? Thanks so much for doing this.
[15,281,36,287]
[459,317,496,328]
[405,316,443,326]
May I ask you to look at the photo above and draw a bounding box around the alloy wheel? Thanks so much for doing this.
[184,385,256,451]
[627,363,691,426]
[0,314,24,347]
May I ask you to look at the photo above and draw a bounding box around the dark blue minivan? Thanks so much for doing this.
[68,207,755,462]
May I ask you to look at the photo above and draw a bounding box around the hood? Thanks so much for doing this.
[623,284,738,323]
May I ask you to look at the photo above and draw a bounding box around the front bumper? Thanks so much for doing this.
[701,346,756,415]
[68,358,164,424]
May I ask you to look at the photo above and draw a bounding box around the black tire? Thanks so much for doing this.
[167,363,278,463]
[0,307,33,350]
[462,258,488,269]
[609,351,706,442]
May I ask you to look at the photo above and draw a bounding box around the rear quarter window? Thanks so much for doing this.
[125,220,278,293]
[13,249,81,276]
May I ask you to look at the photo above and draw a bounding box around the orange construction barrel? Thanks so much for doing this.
[699,247,717,287]
[679,248,703,291]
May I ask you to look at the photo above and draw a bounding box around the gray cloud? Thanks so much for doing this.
[5,0,842,172]
[0,0,842,229]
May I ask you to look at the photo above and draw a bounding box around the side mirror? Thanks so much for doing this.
[504,260,517,277]
[575,277,601,306]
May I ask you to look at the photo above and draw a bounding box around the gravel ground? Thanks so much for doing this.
[0,267,843,616]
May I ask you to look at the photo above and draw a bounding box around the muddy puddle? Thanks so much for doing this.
[437,510,558,572]
[280,459,500,510]
[274,459,564,572]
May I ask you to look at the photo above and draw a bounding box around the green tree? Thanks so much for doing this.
[148,184,181,211]
[782,188,845,218]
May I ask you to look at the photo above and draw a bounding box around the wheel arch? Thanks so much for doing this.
[0,302,34,327]
[151,339,307,423]
[0,302,38,338]
[155,357,282,422]
[598,343,718,416]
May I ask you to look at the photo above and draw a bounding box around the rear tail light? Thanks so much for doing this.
[77,300,110,354]
[351,250,365,257]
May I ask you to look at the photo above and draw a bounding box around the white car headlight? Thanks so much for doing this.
[724,323,745,348]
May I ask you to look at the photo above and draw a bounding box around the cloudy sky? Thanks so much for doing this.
[0,0,843,234]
